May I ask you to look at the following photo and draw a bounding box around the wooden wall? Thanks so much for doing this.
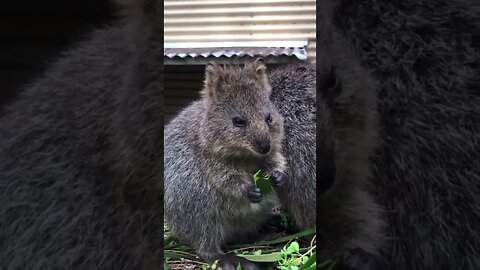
[165,65,205,123]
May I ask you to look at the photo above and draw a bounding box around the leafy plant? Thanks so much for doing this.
[253,169,273,195]
[235,228,325,270]
[165,222,341,270]
[276,241,316,270]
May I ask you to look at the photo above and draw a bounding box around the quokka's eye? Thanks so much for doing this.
[232,117,246,127]
[266,113,272,124]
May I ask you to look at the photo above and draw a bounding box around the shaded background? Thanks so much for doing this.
[334,0,479,268]
[0,0,116,107]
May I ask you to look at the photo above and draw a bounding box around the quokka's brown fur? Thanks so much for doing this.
[164,59,287,270]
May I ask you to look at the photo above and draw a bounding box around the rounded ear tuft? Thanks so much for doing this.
[254,57,265,65]
[251,58,271,95]
[252,58,267,77]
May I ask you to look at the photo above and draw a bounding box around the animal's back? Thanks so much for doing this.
[269,62,317,229]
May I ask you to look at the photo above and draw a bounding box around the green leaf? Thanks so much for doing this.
[238,251,283,262]
[253,249,262,255]
[253,170,273,195]
[291,266,299,270]
[236,263,243,270]
[301,256,309,264]
[299,252,316,270]
[292,257,302,266]
[163,262,171,270]
[163,235,175,248]
[286,242,300,254]
[212,260,219,269]
[228,227,316,249]
[255,177,273,195]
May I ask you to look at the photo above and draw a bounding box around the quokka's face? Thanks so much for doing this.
[202,60,284,158]
[209,87,284,157]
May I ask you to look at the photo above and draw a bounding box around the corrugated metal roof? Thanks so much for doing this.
[164,0,316,59]
[164,47,307,60]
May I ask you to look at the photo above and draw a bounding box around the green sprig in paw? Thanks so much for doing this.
[253,170,273,195]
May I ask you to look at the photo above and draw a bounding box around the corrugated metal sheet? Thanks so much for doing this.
[164,0,316,59]
[164,47,307,60]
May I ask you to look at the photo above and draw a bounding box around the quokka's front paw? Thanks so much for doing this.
[271,170,287,187]
[342,248,386,270]
[248,186,262,203]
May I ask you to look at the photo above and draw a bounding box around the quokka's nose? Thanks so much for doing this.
[257,140,271,154]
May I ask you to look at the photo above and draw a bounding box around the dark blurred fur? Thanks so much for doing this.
[0,1,164,269]
[333,0,480,269]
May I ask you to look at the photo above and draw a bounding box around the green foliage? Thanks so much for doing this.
[237,251,282,262]
[165,218,341,270]
[253,170,273,195]
[201,260,219,270]
[276,241,315,270]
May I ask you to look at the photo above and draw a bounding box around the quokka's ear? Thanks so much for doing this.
[252,57,266,77]
[251,58,271,95]
[201,62,223,101]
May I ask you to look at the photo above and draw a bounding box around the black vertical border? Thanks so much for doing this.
[159,0,165,267]
[315,1,321,267]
